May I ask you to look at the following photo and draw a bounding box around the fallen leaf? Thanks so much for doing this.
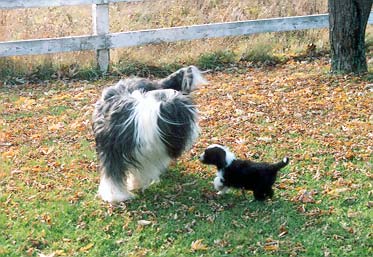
[116,239,126,245]
[278,223,288,237]
[38,252,56,257]
[137,220,152,226]
[11,169,23,175]
[326,187,350,197]
[347,210,361,218]
[48,122,64,131]
[297,204,306,213]
[191,239,208,252]
[1,149,16,158]
[54,250,65,256]
[292,189,317,203]
[214,239,229,247]
[79,243,94,252]
[263,238,279,251]
[40,146,55,155]
[257,137,273,143]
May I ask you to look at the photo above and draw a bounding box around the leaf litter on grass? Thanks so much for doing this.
[1,58,372,256]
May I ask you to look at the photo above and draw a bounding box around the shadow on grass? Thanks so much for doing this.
[102,165,307,256]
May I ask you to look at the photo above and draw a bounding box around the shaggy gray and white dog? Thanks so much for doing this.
[92,66,207,202]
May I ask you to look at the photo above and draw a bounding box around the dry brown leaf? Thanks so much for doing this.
[278,223,288,237]
[264,244,279,251]
[48,122,64,131]
[10,169,23,175]
[292,189,317,203]
[263,239,279,251]
[1,149,17,158]
[79,243,94,252]
[137,220,152,226]
[257,137,273,143]
[214,239,229,247]
[191,239,208,252]
[38,253,55,257]
[326,187,350,198]
[347,210,361,218]
[297,204,306,213]
[38,250,65,257]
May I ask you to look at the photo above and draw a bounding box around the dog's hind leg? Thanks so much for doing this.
[127,158,170,192]
[241,189,247,200]
[267,188,274,199]
[126,172,158,192]
[253,189,266,201]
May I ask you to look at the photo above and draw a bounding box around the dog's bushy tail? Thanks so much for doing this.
[159,66,208,94]
[272,157,290,171]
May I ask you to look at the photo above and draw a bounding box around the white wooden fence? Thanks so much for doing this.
[1,0,372,73]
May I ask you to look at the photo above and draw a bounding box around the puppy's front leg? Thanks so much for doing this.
[217,187,229,195]
[241,189,247,199]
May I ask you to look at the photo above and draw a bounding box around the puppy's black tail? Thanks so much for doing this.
[272,157,289,171]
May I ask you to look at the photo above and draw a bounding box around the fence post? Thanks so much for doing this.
[92,2,110,73]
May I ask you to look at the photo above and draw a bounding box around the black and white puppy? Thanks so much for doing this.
[199,144,289,201]
[92,66,207,203]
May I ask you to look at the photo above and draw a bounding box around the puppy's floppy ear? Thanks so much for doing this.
[215,157,227,170]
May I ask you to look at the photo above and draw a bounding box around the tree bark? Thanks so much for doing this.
[328,0,372,74]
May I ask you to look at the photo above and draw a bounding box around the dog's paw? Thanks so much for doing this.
[217,187,229,195]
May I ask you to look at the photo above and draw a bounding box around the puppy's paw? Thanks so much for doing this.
[217,187,229,195]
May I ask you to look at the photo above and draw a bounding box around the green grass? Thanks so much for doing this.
[197,50,237,70]
[0,61,372,256]
[240,42,282,64]
[1,166,371,256]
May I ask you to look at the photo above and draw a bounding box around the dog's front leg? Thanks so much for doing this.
[241,189,247,200]
[217,187,229,195]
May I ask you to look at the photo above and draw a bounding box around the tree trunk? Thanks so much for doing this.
[328,0,372,74]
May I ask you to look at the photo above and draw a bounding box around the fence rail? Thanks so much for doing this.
[0,0,141,9]
[1,0,372,72]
